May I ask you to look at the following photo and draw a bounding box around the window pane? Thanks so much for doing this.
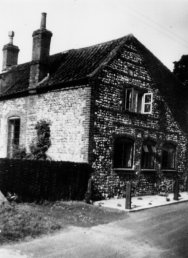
[137,94,142,113]
[114,141,124,168]
[123,141,133,168]
[142,93,153,114]
[125,89,132,111]
[141,142,156,169]
[114,138,133,168]
[7,118,20,158]
[145,94,151,103]
[162,144,176,169]
[144,104,151,113]
[14,119,20,145]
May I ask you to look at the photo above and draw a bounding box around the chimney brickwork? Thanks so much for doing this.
[2,31,19,71]
[29,13,52,90]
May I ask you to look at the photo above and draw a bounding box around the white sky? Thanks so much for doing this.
[0,0,188,71]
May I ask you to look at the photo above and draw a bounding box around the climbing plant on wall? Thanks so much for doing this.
[12,120,51,160]
[29,120,51,160]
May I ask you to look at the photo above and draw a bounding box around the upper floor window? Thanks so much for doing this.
[162,143,176,170]
[142,93,153,114]
[7,117,20,158]
[113,137,134,169]
[124,88,153,114]
[141,140,156,169]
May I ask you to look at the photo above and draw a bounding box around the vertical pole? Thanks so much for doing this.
[173,178,179,201]
[126,181,132,209]
[184,175,188,192]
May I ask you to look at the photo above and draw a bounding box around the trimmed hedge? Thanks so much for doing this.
[0,159,92,202]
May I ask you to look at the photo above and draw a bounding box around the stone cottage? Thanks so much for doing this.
[0,13,187,199]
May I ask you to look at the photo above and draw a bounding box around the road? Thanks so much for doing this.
[1,202,188,258]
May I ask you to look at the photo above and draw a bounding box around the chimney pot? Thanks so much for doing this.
[40,13,47,29]
[8,31,14,44]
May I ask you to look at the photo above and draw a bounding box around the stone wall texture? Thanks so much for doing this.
[89,41,188,200]
[0,86,91,162]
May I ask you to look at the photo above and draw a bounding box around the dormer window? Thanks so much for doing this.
[124,88,153,114]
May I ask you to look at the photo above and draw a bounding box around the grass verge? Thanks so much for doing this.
[0,201,127,244]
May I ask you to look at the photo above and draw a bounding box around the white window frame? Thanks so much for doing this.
[142,93,153,114]
[124,88,153,114]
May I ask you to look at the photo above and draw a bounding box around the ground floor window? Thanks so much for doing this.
[113,137,134,169]
[141,140,156,169]
[7,117,20,158]
[162,143,176,169]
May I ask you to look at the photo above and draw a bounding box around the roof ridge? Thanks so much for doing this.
[70,34,134,52]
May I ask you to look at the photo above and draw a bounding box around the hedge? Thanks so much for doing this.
[0,159,92,202]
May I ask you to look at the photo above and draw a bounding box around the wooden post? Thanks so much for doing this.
[173,178,179,201]
[184,175,188,192]
[85,177,92,204]
[125,181,132,209]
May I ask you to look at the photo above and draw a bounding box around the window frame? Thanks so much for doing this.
[124,87,153,115]
[161,143,176,170]
[113,137,134,170]
[141,140,156,170]
[7,117,21,158]
[142,93,153,114]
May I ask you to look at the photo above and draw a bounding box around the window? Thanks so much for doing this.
[142,93,153,114]
[162,143,176,169]
[141,140,156,169]
[7,117,20,158]
[113,137,134,169]
[124,88,153,114]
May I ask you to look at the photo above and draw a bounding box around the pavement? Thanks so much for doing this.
[94,191,188,211]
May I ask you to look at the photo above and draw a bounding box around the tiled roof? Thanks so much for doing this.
[43,36,126,87]
[0,35,129,96]
[0,34,187,133]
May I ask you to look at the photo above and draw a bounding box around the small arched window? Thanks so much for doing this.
[141,140,156,169]
[162,143,176,169]
[7,117,20,158]
[113,137,134,169]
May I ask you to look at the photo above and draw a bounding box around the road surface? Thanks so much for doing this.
[1,202,188,258]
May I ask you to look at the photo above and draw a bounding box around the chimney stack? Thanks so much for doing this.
[29,13,52,90]
[2,31,19,71]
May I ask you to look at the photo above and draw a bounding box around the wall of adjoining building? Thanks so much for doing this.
[0,86,91,162]
[90,41,188,200]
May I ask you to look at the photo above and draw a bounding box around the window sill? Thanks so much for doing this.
[114,168,135,171]
[161,169,176,172]
[113,168,135,174]
[141,169,156,172]
[122,110,152,116]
